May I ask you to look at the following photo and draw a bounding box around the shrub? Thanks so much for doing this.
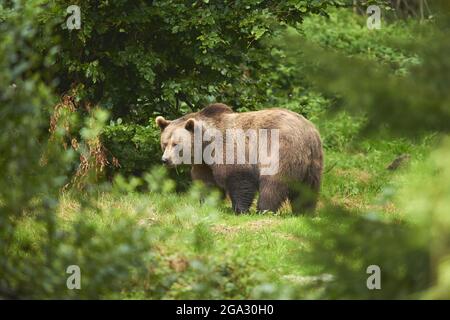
[0,2,153,298]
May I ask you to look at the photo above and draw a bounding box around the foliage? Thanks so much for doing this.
[32,0,348,176]
[284,8,450,135]
[278,2,450,299]
[297,209,430,299]
[102,121,160,176]
[301,8,421,75]
[0,1,153,298]
[397,139,450,299]
[46,0,339,118]
[296,138,450,299]
[2,0,450,300]
[0,0,64,298]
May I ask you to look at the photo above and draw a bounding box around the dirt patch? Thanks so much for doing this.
[212,218,281,235]
[331,195,369,211]
[245,218,281,231]
[334,168,372,184]
[212,224,242,235]
[331,196,398,214]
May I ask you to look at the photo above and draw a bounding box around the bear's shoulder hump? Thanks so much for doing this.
[199,103,233,118]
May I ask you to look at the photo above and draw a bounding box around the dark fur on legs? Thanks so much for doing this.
[226,172,258,213]
[257,177,288,213]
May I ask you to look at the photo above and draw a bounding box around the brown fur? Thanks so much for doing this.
[156,103,323,214]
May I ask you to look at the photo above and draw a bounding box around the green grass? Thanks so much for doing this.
[17,130,426,299]
[8,119,433,299]
[9,97,435,298]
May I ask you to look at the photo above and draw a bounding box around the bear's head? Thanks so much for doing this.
[155,116,197,166]
[155,104,233,166]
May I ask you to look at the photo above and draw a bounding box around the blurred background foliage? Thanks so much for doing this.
[282,0,450,299]
[1,0,450,299]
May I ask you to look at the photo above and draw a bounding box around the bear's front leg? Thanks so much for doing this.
[225,172,258,213]
[191,164,216,185]
[191,164,222,203]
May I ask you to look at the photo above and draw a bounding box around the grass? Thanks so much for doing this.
[31,129,431,299]
[8,129,435,299]
[9,93,435,298]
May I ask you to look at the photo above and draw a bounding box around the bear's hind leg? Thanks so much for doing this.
[288,178,320,215]
[289,188,318,215]
[290,156,322,215]
[257,178,288,213]
[225,172,258,214]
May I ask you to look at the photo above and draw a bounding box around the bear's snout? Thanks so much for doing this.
[161,156,170,165]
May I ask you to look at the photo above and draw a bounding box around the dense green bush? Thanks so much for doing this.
[48,0,339,117]
[0,0,63,298]
[102,121,160,176]
[0,1,153,298]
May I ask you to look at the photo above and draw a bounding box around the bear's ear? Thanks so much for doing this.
[185,118,196,132]
[155,116,171,130]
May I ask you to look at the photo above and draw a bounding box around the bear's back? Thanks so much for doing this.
[221,108,316,135]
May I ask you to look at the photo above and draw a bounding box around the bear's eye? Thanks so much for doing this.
[172,143,178,148]
[162,143,167,149]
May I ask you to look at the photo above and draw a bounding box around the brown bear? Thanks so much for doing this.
[156,103,323,214]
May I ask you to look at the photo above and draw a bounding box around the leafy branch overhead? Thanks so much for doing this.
[49,0,340,121]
